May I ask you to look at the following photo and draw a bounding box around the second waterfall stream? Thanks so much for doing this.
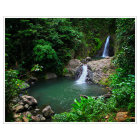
[76,64,88,84]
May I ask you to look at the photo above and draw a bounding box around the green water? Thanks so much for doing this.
[28,78,108,113]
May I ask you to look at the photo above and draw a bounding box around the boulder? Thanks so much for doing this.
[21,95,37,106]
[75,65,83,80]
[27,76,38,85]
[87,57,114,84]
[86,57,92,62]
[65,59,82,77]
[86,69,93,84]
[115,112,129,122]
[45,73,57,80]
[31,114,46,122]
[42,105,54,118]
[15,105,25,113]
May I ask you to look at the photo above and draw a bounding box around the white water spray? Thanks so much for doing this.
[76,64,88,84]
[102,36,110,57]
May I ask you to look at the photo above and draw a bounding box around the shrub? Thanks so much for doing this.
[53,96,107,122]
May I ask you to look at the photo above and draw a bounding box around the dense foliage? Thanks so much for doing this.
[5,18,83,75]
[53,18,135,122]
[5,18,135,122]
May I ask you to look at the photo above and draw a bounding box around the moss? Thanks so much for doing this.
[102,66,108,73]
[99,77,110,86]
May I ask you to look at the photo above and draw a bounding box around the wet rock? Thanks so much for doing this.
[75,65,83,80]
[45,73,57,80]
[75,64,93,83]
[86,69,93,83]
[65,59,82,77]
[21,95,37,106]
[115,112,129,122]
[15,105,25,113]
[42,105,54,118]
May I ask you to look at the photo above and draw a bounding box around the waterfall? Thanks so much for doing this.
[102,36,110,57]
[76,64,87,84]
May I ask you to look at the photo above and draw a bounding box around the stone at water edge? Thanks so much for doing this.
[65,59,82,77]
[15,105,25,113]
[42,105,54,118]
[21,95,37,106]
[45,73,57,80]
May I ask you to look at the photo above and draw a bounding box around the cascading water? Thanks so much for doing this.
[76,64,88,84]
[102,36,110,57]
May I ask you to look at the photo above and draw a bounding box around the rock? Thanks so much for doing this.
[103,93,111,98]
[15,118,22,122]
[15,105,25,113]
[81,59,87,64]
[115,112,129,122]
[21,95,37,106]
[87,57,114,84]
[75,65,83,80]
[35,108,40,112]
[22,116,29,122]
[80,95,88,99]
[45,73,57,80]
[65,59,82,77]
[75,64,93,83]
[86,57,92,62]
[36,114,46,121]
[13,113,21,119]
[18,101,24,105]
[86,69,93,83]
[24,104,29,109]
[19,82,30,90]
[31,114,46,122]
[105,115,109,119]
[24,111,32,116]
[34,108,40,114]
[27,76,38,85]
[31,116,40,122]
[42,105,54,118]
[12,97,20,104]
[105,56,110,59]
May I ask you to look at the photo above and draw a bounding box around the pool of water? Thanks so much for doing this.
[28,78,108,113]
